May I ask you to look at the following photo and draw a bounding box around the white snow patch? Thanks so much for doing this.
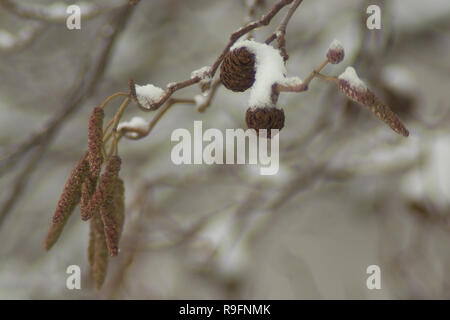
[118,116,148,137]
[232,40,286,107]
[194,93,208,108]
[280,76,303,87]
[166,82,176,89]
[191,66,211,80]
[135,84,165,108]
[329,39,344,51]
[338,66,367,92]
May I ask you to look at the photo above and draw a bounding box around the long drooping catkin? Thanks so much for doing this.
[44,154,88,251]
[88,220,96,267]
[81,176,97,220]
[84,156,121,223]
[81,107,105,220]
[113,178,125,240]
[89,176,124,287]
[338,79,409,137]
[88,107,104,178]
[91,213,109,289]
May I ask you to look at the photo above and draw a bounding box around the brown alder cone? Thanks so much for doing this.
[220,47,256,92]
[81,107,104,220]
[245,107,285,138]
[338,79,409,137]
[44,154,89,251]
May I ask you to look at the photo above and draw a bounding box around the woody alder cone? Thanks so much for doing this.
[245,107,285,138]
[220,47,256,92]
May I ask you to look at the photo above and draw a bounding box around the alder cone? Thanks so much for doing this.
[245,107,285,138]
[220,47,256,92]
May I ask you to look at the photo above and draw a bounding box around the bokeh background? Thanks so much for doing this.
[0,0,449,299]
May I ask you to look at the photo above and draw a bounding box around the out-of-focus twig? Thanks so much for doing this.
[0,21,45,54]
[0,4,136,228]
[0,0,127,23]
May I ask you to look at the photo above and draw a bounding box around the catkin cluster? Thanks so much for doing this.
[44,107,126,289]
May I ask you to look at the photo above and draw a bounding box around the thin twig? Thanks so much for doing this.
[119,98,195,140]
[265,0,304,60]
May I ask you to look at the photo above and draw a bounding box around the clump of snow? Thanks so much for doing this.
[329,39,343,51]
[191,66,211,80]
[135,84,165,108]
[232,40,286,107]
[338,66,367,92]
[166,82,176,89]
[117,117,148,137]
[280,76,303,87]
[191,66,212,91]
[194,93,208,108]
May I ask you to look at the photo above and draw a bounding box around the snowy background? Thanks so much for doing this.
[0,0,449,299]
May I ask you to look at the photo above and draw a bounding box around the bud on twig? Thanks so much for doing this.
[326,39,344,64]
[44,154,88,251]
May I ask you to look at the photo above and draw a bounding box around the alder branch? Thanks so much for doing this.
[119,98,195,140]
[209,0,295,78]
[114,0,305,141]
[125,0,298,116]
